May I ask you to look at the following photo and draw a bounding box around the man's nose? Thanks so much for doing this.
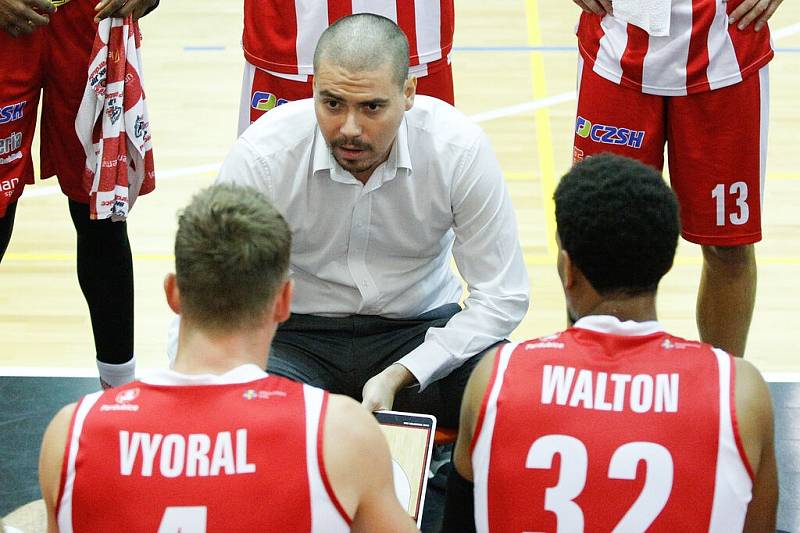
[340,110,362,138]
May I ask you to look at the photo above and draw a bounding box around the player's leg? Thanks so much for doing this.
[269,313,356,395]
[0,202,17,259]
[0,28,43,261]
[414,60,455,106]
[43,0,135,385]
[68,200,135,384]
[237,62,313,136]
[667,67,768,357]
[572,56,666,167]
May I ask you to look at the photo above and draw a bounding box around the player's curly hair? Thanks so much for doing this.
[554,153,680,296]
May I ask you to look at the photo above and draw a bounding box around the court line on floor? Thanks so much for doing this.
[2,366,798,382]
[525,0,559,258]
[19,164,221,200]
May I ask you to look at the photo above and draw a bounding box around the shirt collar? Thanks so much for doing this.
[311,116,413,184]
[572,315,665,336]
[140,364,268,386]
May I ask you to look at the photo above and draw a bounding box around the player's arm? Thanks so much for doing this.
[733,358,778,532]
[441,346,499,533]
[323,394,419,533]
[0,0,54,37]
[38,403,77,533]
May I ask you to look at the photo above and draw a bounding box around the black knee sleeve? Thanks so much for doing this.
[69,200,134,364]
[0,201,18,261]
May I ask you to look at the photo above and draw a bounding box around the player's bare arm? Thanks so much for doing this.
[734,358,778,531]
[0,0,54,37]
[572,0,612,16]
[324,394,419,532]
[728,0,783,32]
[39,403,77,533]
[94,0,158,22]
[361,363,416,412]
[452,346,499,481]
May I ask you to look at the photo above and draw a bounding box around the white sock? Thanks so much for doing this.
[97,356,136,388]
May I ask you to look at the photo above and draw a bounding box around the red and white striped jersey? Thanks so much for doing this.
[56,365,350,532]
[243,0,454,76]
[577,0,774,95]
[472,316,754,533]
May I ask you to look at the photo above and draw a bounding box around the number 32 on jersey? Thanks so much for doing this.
[526,434,673,533]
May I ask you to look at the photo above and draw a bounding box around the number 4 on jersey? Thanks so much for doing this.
[158,506,207,533]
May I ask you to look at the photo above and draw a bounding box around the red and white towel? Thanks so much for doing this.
[75,16,155,221]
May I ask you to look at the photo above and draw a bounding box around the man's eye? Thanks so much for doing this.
[366,103,381,111]
[326,100,339,109]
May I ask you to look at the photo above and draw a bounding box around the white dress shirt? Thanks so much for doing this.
[217,96,529,389]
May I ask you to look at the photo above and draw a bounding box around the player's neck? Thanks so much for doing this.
[578,294,658,323]
[172,324,272,375]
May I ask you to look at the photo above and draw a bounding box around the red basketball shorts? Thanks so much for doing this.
[573,58,769,246]
[0,0,98,217]
[238,59,455,135]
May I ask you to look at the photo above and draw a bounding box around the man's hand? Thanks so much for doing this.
[0,0,54,37]
[572,0,612,16]
[361,364,416,412]
[94,0,158,22]
[728,0,783,32]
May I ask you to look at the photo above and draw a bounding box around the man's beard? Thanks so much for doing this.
[330,136,374,173]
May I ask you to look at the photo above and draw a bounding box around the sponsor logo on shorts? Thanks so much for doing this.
[0,132,22,156]
[251,91,288,112]
[575,116,646,149]
[0,152,22,166]
[1,176,20,197]
[0,101,26,125]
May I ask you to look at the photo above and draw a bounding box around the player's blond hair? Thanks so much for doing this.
[174,184,291,332]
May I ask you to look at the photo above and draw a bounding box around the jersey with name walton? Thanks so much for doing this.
[471,325,753,532]
[55,376,349,532]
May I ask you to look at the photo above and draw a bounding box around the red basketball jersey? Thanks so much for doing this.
[242,0,455,76]
[472,316,754,533]
[56,365,350,532]
[577,0,773,95]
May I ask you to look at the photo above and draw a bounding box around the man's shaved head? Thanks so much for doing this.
[314,13,410,89]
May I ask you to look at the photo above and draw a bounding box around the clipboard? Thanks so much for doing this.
[373,410,437,527]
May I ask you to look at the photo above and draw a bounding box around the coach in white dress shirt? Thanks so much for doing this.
[216,14,529,426]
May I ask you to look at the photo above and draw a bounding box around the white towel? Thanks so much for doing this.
[613,0,672,37]
[75,16,155,221]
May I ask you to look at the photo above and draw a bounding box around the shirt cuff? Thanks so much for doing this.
[396,340,458,392]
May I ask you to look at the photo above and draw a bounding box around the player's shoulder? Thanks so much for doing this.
[239,98,318,153]
[324,393,383,442]
[406,95,484,148]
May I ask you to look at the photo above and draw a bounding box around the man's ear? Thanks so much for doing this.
[559,249,577,290]
[164,273,181,314]
[272,279,294,324]
[404,76,417,110]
